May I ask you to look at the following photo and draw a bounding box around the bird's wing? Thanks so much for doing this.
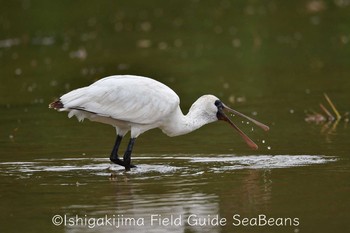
[60,75,180,124]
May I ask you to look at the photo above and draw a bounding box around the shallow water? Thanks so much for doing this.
[1,152,349,233]
[0,154,337,175]
[1,1,350,233]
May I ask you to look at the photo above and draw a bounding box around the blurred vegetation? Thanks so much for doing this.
[0,0,350,159]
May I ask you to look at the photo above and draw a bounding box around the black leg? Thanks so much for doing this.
[110,135,124,166]
[123,138,136,171]
[110,135,123,159]
[110,135,136,170]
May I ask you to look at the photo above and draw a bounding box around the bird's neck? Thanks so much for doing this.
[160,106,215,137]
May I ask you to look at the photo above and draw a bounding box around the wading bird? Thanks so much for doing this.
[49,75,269,171]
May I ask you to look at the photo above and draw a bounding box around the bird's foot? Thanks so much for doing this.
[110,157,137,170]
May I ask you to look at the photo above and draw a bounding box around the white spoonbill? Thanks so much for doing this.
[49,75,269,170]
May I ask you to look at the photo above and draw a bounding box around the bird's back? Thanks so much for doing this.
[56,75,180,125]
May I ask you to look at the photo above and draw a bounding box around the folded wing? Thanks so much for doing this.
[60,75,180,125]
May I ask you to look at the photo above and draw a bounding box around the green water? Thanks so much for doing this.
[1,1,350,232]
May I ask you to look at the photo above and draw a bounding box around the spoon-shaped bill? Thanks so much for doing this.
[223,104,270,131]
[217,110,259,150]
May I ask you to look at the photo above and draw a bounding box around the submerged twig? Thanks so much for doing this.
[319,103,334,121]
[324,93,341,120]
[305,93,346,129]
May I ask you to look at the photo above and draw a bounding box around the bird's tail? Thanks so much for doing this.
[49,100,64,110]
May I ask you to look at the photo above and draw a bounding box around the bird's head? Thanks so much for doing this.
[193,95,269,149]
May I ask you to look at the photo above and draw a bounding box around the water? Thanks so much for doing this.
[1,1,350,233]
[0,154,344,233]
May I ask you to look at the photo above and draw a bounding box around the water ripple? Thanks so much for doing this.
[0,154,336,177]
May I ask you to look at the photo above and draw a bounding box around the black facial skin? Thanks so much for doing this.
[214,99,222,107]
[214,100,225,120]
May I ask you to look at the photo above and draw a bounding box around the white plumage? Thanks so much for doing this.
[50,75,269,171]
[58,75,181,137]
